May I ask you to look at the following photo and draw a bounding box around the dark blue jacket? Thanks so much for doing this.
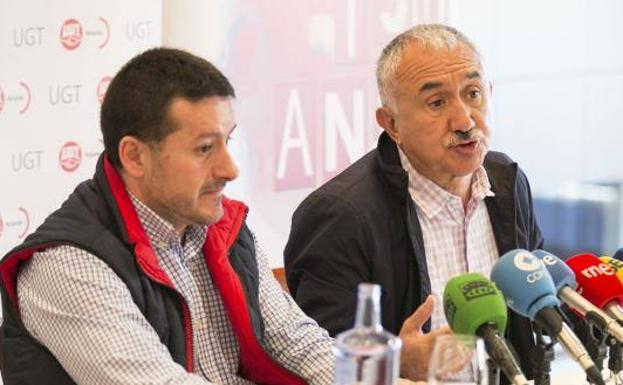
[285,132,544,379]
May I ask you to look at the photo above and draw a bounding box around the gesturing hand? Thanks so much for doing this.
[399,295,452,381]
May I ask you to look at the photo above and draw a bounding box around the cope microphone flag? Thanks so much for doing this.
[443,273,528,385]
[490,249,605,385]
[532,250,623,342]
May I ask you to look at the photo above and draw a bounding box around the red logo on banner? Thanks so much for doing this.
[59,141,83,172]
[0,86,4,114]
[17,207,30,239]
[19,82,31,114]
[98,17,110,49]
[60,19,83,50]
[97,76,112,104]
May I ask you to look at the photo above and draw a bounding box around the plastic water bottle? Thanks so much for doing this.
[334,283,402,385]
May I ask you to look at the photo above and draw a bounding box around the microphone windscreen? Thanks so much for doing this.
[490,249,559,320]
[566,253,623,308]
[599,256,623,283]
[613,248,623,261]
[443,273,507,336]
[532,249,577,291]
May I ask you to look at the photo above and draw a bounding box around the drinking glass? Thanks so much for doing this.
[427,334,489,385]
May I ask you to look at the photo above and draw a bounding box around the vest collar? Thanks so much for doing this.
[102,155,248,288]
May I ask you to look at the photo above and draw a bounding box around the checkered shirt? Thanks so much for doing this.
[17,194,334,385]
[398,146,499,330]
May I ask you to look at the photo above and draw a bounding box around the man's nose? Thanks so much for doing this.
[449,101,476,133]
[214,147,239,181]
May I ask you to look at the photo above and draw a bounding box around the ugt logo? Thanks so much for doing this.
[59,141,83,172]
[97,76,112,104]
[60,19,83,50]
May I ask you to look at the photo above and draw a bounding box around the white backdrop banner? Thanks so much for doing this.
[162,0,450,267]
[0,0,162,255]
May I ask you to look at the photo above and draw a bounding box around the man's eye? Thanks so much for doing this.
[198,144,213,154]
[469,90,481,99]
[429,99,445,108]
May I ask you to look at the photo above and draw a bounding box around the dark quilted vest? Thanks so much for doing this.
[0,155,305,385]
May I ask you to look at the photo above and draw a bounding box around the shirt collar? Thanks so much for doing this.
[129,193,207,253]
[471,164,496,201]
[397,144,495,219]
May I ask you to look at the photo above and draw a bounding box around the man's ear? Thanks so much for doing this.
[118,136,151,177]
[376,106,400,145]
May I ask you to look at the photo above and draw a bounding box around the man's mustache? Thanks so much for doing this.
[447,128,484,147]
[201,181,227,194]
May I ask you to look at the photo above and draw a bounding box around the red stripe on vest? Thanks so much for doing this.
[203,198,308,385]
[104,158,195,372]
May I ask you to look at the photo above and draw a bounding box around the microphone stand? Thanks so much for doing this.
[607,339,622,384]
[577,319,608,383]
[566,308,607,384]
[487,358,501,385]
[533,324,555,385]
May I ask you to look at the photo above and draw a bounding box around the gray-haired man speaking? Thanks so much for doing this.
[285,24,543,381]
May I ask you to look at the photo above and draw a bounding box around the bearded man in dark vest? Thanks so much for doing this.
[0,48,338,385]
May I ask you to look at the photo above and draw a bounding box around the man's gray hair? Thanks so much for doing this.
[376,24,481,107]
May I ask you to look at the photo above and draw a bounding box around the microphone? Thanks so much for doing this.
[566,253,623,323]
[532,250,623,342]
[490,249,605,385]
[443,273,528,385]
[599,256,623,283]
[596,257,623,379]
[613,248,623,261]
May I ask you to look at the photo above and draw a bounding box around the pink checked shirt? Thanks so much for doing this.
[398,146,499,330]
